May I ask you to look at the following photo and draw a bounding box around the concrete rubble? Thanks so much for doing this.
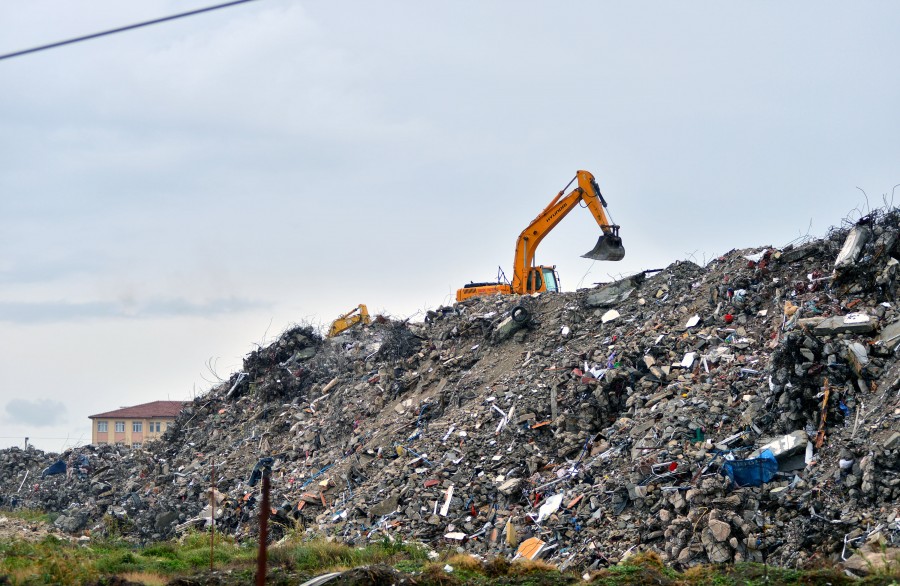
[3,211,900,572]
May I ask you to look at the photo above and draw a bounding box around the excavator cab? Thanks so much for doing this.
[539,267,559,292]
[583,226,625,262]
[526,266,560,294]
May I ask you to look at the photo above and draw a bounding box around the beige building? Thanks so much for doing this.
[89,401,185,448]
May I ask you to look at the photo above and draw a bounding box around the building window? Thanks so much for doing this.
[156,422,161,432]
[149,422,160,433]
[97,421,108,432]
[115,421,125,433]
[132,442,142,449]
[166,423,171,431]
[132,421,143,433]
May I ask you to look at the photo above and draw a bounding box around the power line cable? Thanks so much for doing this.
[0,0,259,62]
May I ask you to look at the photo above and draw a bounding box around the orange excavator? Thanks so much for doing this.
[456,170,624,302]
[328,304,371,337]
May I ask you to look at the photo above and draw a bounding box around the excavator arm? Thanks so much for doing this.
[328,304,371,337]
[510,170,623,293]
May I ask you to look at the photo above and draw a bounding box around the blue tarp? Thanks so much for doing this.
[41,460,66,477]
[720,449,778,487]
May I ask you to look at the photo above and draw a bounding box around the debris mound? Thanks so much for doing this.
[3,211,900,573]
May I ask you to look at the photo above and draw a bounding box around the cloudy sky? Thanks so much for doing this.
[1,1,898,452]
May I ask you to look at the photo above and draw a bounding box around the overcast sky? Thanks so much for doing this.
[1,1,898,452]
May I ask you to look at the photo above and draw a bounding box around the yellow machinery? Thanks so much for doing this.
[456,170,624,302]
[328,304,371,337]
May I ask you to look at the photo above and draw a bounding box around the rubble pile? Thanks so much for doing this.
[3,211,900,572]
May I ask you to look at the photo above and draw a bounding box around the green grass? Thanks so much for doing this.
[0,529,258,585]
[0,535,100,585]
[0,522,898,585]
[268,535,429,573]
[0,527,432,585]
[1,508,56,525]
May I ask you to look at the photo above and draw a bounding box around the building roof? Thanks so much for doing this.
[89,400,186,420]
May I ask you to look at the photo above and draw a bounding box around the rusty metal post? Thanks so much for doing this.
[210,462,215,571]
[256,466,271,586]
[815,378,830,449]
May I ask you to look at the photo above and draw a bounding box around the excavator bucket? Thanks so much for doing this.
[582,234,625,261]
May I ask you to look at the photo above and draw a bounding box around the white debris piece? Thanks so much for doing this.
[537,493,564,523]
[844,313,871,325]
[744,250,767,262]
[848,342,869,366]
[685,315,701,328]
[440,485,454,516]
[601,310,620,323]
[589,365,607,378]
[442,425,456,442]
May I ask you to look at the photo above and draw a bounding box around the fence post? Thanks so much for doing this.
[210,462,216,571]
[256,463,271,586]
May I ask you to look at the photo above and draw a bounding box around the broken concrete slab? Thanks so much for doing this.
[883,432,900,450]
[707,519,730,542]
[498,478,522,495]
[813,313,878,336]
[835,224,874,271]
[749,431,809,460]
[879,319,900,348]
[369,495,398,517]
[584,273,645,308]
[778,243,821,263]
